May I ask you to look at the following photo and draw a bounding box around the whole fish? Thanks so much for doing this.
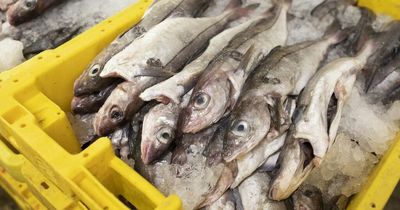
[288,185,324,210]
[71,83,117,115]
[204,190,236,210]
[181,0,291,134]
[139,14,272,104]
[269,40,377,201]
[223,24,347,162]
[73,0,211,96]
[237,172,286,210]
[6,0,65,26]
[94,4,254,136]
[141,91,191,164]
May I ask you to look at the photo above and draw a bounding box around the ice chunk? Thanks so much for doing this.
[0,37,24,72]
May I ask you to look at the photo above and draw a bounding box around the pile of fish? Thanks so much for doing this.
[69,0,400,209]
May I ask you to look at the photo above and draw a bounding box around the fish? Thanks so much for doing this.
[364,21,400,92]
[141,91,192,165]
[71,82,118,115]
[0,0,17,11]
[100,2,255,81]
[6,0,65,26]
[95,3,255,136]
[383,83,400,105]
[288,185,324,210]
[181,0,291,134]
[204,190,236,210]
[139,14,272,105]
[73,0,210,96]
[135,124,228,210]
[109,122,132,164]
[223,23,348,162]
[237,172,286,210]
[269,40,377,201]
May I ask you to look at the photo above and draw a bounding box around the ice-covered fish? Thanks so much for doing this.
[223,25,347,162]
[269,40,377,201]
[71,83,117,115]
[140,14,272,104]
[141,91,191,165]
[237,172,286,210]
[289,185,324,210]
[135,124,228,210]
[181,0,291,134]
[95,4,254,136]
[73,0,210,96]
[6,0,65,26]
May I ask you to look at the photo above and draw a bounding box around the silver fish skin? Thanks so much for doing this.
[141,91,191,164]
[101,8,245,81]
[139,15,269,104]
[290,185,324,210]
[205,190,236,210]
[181,0,291,134]
[269,41,377,201]
[95,7,251,136]
[73,0,197,96]
[223,28,346,162]
[238,172,286,210]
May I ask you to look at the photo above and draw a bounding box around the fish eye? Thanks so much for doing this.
[89,64,101,77]
[110,107,124,123]
[24,0,37,9]
[156,129,173,144]
[193,93,210,109]
[303,190,313,197]
[231,120,250,136]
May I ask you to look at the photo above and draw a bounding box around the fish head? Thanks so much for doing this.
[93,82,143,136]
[181,76,231,133]
[74,62,115,96]
[269,134,315,201]
[71,84,116,115]
[6,0,38,25]
[292,185,323,210]
[223,97,271,162]
[141,104,178,164]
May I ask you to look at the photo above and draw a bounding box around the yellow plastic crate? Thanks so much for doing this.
[0,0,398,209]
[358,0,400,20]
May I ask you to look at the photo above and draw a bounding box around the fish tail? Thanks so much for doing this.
[355,39,377,67]
[323,20,350,46]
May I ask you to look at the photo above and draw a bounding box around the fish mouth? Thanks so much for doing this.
[71,97,86,114]
[141,142,159,165]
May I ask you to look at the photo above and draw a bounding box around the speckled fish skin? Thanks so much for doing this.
[6,0,64,26]
[95,7,249,136]
[73,0,202,96]
[100,7,244,81]
[205,190,236,210]
[181,0,291,134]
[139,15,269,105]
[290,185,323,210]
[71,83,117,115]
[238,172,286,210]
[223,28,346,162]
[141,91,191,164]
[269,41,377,201]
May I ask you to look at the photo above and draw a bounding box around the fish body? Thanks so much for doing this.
[289,185,324,210]
[269,41,377,201]
[238,172,286,210]
[95,7,249,136]
[6,0,64,26]
[181,0,291,134]
[73,0,207,96]
[139,15,269,104]
[223,29,346,162]
[101,8,244,81]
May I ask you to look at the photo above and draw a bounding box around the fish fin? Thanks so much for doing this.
[133,68,175,78]
[234,44,259,74]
